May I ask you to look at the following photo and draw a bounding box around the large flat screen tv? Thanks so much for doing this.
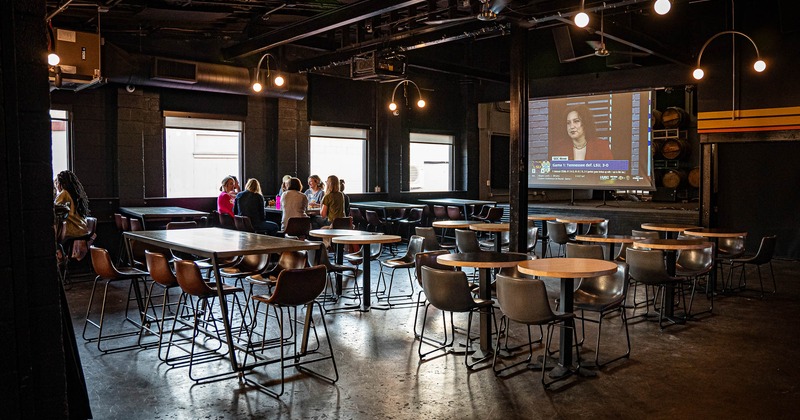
[528,90,655,190]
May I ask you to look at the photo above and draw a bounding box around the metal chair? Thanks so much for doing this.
[234,215,255,232]
[143,250,182,359]
[526,225,540,256]
[432,205,448,221]
[397,208,423,239]
[278,216,311,240]
[566,243,605,260]
[626,248,685,330]
[546,221,573,257]
[415,226,456,251]
[471,205,491,221]
[242,265,338,397]
[483,206,504,223]
[83,246,149,353]
[675,240,715,316]
[307,242,360,309]
[491,274,580,388]
[417,266,496,370]
[573,262,631,368]
[715,235,746,289]
[331,216,353,229]
[349,208,366,230]
[631,229,659,240]
[412,250,453,341]
[585,220,609,236]
[364,210,385,233]
[455,229,481,253]
[377,235,425,306]
[218,212,236,229]
[446,206,463,220]
[727,235,777,298]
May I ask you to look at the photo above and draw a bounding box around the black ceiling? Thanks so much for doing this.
[45,0,740,84]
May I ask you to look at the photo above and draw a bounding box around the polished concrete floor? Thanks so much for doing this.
[65,251,800,419]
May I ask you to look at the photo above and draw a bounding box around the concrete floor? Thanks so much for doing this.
[65,252,800,419]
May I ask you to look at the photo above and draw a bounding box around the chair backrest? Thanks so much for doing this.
[90,246,125,280]
[627,248,672,284]
[577,262,629,303]
[751,235,777,264]
[495,274,557,324]
[275,250,309,272]
[475,205,491,220]
[218,212,235,229]
[284,216,311,239]
[415,226,443,251]
[398,235,425,263]
[585,220,609,236]
[718,236,746,258]
[414,250,454,285]
[85,216,98,237]
[447,206,463,220]
[232,253,271,274]
[145,250,177,286]
[526,225,539,252]
[129,218,144,231]
[420,205,433,227]
[455,229,481,253]
[433,205,448,220]
[566,242,605,259]
[420,266,477,312]
[404,208,423,223]
[166,221,198,230]
[120,215,130,231]
[114,213,124,231]
[496,252,534,278]
[365,210,383,228]
[547,221,570,245]
[234,215,255,232]
[349,208,366,227]
[676,242,714,272]
[332,216,353,229]
[268,265,328,306]
[631,229,660,240]
[174,259,216,297]
[484,206,504,223]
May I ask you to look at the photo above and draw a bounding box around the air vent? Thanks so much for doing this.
[152,58,197,84]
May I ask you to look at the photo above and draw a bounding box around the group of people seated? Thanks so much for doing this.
[218,172,351,235]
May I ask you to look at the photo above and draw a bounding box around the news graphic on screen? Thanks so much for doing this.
[528,90,655,190]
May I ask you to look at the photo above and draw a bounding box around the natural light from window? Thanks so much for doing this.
[51,109,69,179]
[409,132,453,192]
[310,126,366,193]
[165,116,241,198]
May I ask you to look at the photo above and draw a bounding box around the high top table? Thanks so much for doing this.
[469,223,509,252]
[518,258,618,379]
[437,251,530,359]
[419,198,496,221]
[349,201,426,219]
[528,215,558,258]
[332,234,401,311]
[575,234,642,261]
[120,206,209,230]
[640,222,701,239]
[309,228,370,296]
[682,228,748,294]
[556,216,606,236]
[124,227,318,371]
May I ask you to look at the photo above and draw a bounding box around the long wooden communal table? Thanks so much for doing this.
[419,198,496,220]
[349,201,426,219]
[120,206,209,230]
[124,227,319,371]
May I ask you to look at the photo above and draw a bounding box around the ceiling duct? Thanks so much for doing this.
[103,44,307,99]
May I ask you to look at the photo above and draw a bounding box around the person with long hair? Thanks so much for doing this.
[280,177,308,230]
[55,170,90,239]
[217,175,237,217]
[317,174,345,228]
[305,174,324,208]
[234,178,279,235]
[550,104,614,161]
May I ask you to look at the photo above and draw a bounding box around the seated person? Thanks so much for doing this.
[305,174,324,208]
[54,170,92,260]
[234,178,278,235]
[280,177,308,231]
[313,174,345,229]
[218,175,237,217]
[277,174,291,199]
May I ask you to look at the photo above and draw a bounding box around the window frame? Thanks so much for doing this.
[309,124,369,194]
[407,131,455,193]
[50,108,72,179]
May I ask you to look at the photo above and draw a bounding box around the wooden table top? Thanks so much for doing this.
[527,214,558,221]
[266,206,319,215]
[350,201,426,210]
[120,206,208,218]
[556,216,607,224]
[309,229,370,239]
[332,234,402,245]
[124,227,317,258]
[432,220,480,229]
[640,222,701,232]
[575,234,641,244]
[469,223,509,232]
[518,258,618,278]
[419,198,497,206]
[633,238,712,251]
[437,251,529,269]
[682,228,748,238]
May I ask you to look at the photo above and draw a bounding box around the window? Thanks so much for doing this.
[164,116,242,198]
[409,132,453,192]
[51,109,69,179]
[309,126,366,193]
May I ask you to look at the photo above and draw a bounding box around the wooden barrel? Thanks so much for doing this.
[661,137,691,160]
[651,138,664,157]
[652,109,663,130]
[687,166,701,188]
[662,106,688,129]
[661,169,687,189]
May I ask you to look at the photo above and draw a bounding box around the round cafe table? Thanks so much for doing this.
[437,251,529,359]
[332,234,401,311]
[556,216,606,236]
[469,223,509,252]
[528,215,558,258]
[518,258,618,379]
[309,229,370,296]
[575,234,641,261]
[640,222,700,239]
[432,220,479,229]
[682,228,748,293]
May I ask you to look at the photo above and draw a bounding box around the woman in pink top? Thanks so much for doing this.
[217,175,237,217]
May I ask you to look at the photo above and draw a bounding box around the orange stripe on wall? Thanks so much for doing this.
[698,125,800,134]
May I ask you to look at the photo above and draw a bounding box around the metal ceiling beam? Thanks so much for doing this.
[222,0,428,60]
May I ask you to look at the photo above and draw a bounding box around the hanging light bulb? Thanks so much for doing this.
[389,102,398,112]
[753,59,766,73]
[273,74,285,87]
[654,0,671,15]
[692,68,705,80]
[574,11,589,28]
[417,99,425,108]
[48,53,60,66]
[252,81,263,92]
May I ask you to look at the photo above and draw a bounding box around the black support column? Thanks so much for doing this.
[508,22,530,252]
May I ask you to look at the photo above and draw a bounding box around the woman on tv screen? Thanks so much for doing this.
[550,104,614,161]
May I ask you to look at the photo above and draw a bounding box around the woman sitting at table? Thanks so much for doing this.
[305,174,324,208]
[54,170,93,260]
[280,177,308,230]
[340,178,351,217]
[234,178,279,235]
[313,175,345,229]
[217,175,237,217]
[276,174,291,198]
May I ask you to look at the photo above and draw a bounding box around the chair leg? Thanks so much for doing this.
[418,304,454,360]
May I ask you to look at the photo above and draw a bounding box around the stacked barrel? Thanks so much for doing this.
[652,107,699,201]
